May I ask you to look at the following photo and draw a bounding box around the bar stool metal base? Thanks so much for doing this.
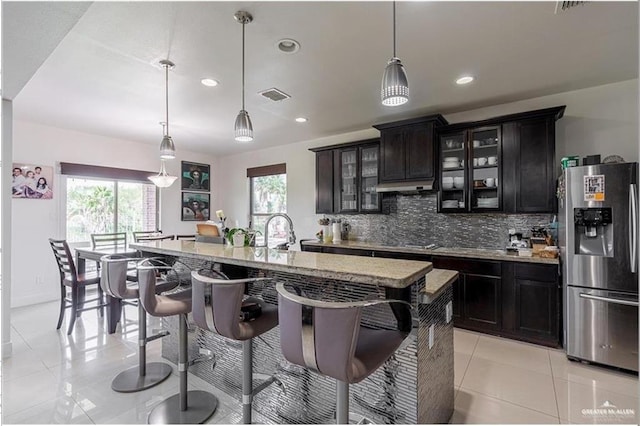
[111,362,172,393]
[147,390,218,424]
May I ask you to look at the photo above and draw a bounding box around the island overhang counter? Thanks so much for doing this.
[131,240,455,424]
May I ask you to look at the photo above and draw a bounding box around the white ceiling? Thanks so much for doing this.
[5,1,638,156]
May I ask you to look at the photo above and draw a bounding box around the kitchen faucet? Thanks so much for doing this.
[262,213,296,248]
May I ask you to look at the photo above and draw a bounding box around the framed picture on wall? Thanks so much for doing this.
[182,192,210,221]
[12,163,54,199]
[181,161,210,192]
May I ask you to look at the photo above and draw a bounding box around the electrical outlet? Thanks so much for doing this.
[446,301,453,324]
[428,324,435,349]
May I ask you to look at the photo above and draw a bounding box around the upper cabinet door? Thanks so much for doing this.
[379,127,405,182]
[469,126,502,212]
[315,149,334,214]
[360,144,381,212]
[338,148,359,212]
[502,117,557,213]
[405,122,435,180]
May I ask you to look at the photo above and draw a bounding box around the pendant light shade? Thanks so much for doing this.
[234,11,254,142]
[159,135,175,159]
[234,109,253,142]
[148,159,177,188]
[159,59,176,158]
[381,2,409,106]
[381,57,409,106]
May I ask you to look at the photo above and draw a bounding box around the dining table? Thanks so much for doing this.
[74,245,139,334]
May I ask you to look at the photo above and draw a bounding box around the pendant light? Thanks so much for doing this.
[149,122,177,188]
[381,1,409,106]
[234,11,254,142]
[159,59,176,158]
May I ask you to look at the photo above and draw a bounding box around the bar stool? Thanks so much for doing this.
[137,259,218,424]
[275,283,412,424]
[101,255,179,392]
[191,269,279,424]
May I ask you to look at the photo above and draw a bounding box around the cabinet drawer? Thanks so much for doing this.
[372,250,432,262]
[513,263,558,283]
[433,256,501,277]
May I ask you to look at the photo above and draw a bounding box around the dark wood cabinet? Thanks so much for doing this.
[502,262,561,346]
[315,149,335,214]
[374,115,448,183]
[432,256,502,331]
[300,243,561,347]
[437,106,565,214]
[502,117,558,213]
[310,139,381,214]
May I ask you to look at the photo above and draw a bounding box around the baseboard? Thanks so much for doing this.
[11,292,58,308]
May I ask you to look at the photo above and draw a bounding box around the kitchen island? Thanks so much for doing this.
[131,240,456,424]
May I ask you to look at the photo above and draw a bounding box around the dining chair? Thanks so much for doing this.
[133,230,161,243]
[91,232,127,249]
[49,238,107,335]
[135,234,175,242]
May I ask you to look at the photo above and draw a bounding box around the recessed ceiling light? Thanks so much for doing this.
[295,117,308,123]
[456,76,474,85]
[201,78,219,87]
[276,38,301,54]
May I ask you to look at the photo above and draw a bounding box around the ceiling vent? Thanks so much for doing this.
[258,88,291,102]
[555,1,585,13]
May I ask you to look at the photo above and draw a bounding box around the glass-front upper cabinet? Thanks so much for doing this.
[438,132,467,212]
[339,148,358,212]
[469,126,501,211]
[360,144,380,212]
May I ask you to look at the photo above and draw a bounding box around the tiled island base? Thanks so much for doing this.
[160,262,454,424]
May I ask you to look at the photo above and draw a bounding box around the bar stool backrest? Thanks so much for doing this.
[132,230,158,242]
[101,254,138,299]
[137,261,161,315]
[191,270,246,340]
[91,232,127,249]
[49,239,77,281]
[277,284,363,383]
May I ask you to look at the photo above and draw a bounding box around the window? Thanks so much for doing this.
[62,163,158,246]
[248,164,287,247]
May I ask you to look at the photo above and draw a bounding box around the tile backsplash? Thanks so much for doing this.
[327,193,552,250]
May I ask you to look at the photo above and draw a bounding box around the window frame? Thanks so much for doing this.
[62,174,160,246]
[247,163,287,246]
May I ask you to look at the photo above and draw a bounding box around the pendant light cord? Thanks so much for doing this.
[392,1,396,58]
[242,20,246,110]
[165,63,170,135]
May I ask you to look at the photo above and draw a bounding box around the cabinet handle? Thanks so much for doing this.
[579,293,639,307]
[630,183,637,273]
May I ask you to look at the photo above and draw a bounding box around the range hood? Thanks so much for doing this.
[375,180,435,193]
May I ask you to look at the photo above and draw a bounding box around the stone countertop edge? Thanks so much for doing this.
[422,269,458,304]
[302,240,560,265]
[130,241,432,289]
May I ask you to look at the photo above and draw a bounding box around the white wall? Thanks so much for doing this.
[11,120,220,307]
[218,79,639,248]
[3,100,14,358]
[218,128,378,248]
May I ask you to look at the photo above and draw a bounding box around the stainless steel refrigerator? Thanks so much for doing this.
[559,162,638,372]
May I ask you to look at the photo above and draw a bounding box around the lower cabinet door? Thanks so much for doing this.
[463,274,501,331]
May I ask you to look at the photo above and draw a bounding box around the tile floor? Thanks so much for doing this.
[2,300,638,424]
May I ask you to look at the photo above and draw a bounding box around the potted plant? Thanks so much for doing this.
[225,228,261,247]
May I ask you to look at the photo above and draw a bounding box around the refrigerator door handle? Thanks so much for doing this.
[579,292,639,307]
[630,183,638,273]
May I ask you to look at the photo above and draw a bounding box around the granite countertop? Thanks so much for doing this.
[302,240,559,265]
[422,269,459,303]
[131,240,433,289]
